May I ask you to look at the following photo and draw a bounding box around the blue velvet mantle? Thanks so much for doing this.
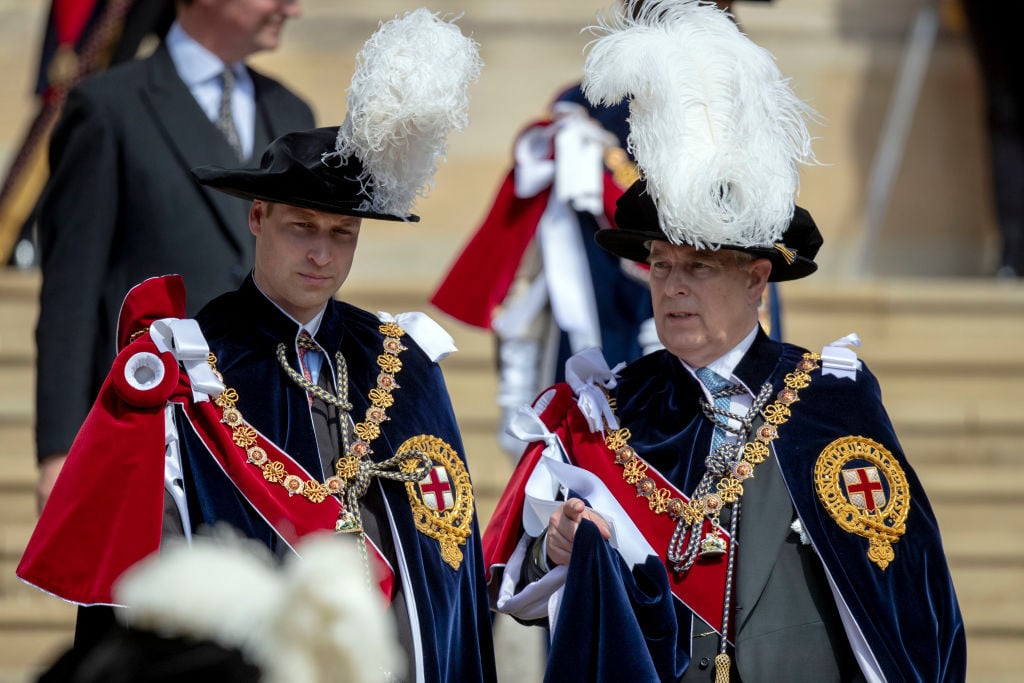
[180,276,496,683]
[593,329,966,681]
[538,329,965,682]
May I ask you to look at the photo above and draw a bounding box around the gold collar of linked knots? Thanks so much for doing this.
[604,353,821,523]
[207,321,408,504]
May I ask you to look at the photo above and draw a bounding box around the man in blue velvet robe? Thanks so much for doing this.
[21,123,498,682]
[485,183,966,683]
[184,175,499,680]
[482,2,965,681]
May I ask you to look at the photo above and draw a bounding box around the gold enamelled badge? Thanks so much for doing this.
[814,436,909,570]
[398,435,473,570]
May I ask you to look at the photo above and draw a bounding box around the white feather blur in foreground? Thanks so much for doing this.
[266,534,404,683]
[336,9,483,219]
[115,531,402,683]
[582,0,817,248]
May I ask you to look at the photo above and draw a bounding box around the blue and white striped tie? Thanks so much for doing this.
[695,367,733,452]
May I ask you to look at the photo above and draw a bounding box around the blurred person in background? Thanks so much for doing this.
[1,0,176,270]
[960,0,1024,278]
[33,0,314,511]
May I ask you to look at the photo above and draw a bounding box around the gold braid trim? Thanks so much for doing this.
[714,653,732,683]
[772,242,798,265]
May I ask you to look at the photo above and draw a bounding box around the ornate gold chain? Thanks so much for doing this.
[206,321,410,505]
[603,352,821,531]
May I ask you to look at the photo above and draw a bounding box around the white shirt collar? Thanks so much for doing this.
[680,324,759,397]
[302,307,326,338]
[166,22,255,158]
[166,21,240,87]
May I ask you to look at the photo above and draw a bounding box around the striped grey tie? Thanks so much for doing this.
[216,68,243,159]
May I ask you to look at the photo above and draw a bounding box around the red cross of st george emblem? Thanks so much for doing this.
[843,467,885,511]
[815,437,909,570]
[420,466,453,511]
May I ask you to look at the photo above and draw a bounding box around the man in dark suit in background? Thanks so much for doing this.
[34,0,314,510]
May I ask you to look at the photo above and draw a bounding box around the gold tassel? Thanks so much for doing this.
[714,653,731,683]
[772,242,797,264]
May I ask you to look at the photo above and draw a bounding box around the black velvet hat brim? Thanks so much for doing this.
[598,179,821,282]
[191,166,418,222]
[595,228,818,282]
[191,126,419,222]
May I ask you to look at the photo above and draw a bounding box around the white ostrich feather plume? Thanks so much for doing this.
[334,8,482,219]
[114,531,279,658]
[582,0,818,248]
[264,534,404,683]
[115,530,401,683]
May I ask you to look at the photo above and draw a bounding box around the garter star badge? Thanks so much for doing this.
[813,436,909,570]
[399,435,473,570]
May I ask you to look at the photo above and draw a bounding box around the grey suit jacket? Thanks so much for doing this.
[683,456,863,682]
[35,44,314,458]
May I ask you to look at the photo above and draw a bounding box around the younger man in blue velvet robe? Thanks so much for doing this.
[20,11,496,681]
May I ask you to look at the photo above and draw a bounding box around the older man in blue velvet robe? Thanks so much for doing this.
[482,2,965,681]
[485,182,966,683]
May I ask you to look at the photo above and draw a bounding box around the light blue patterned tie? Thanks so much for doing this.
[695,367,733,453]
